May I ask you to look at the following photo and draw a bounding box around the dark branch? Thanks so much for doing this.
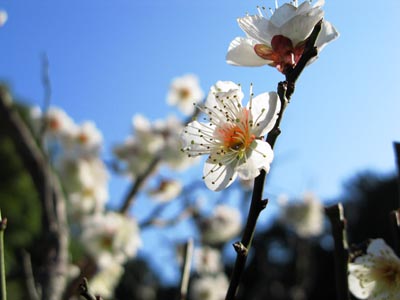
[225,20,323,300]
[325,203,350,300]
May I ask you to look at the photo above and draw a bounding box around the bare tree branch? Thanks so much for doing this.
[0,86,68,300]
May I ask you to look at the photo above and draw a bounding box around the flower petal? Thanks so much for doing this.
[203,160,237,191]
[226,37,271,67]
[237,15,274,44]
[236,140,273,180]
[248,92,281,136]
[181,121,213,156]
[280,11,324,46]
[348,264,374,299]
[270,3,299,27]
[315,20,340,52]
[367,238,399,261]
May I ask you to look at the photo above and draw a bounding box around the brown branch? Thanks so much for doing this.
[21,250,40,300]
[0,86,68,300]
[325,203,350,300]
[225,20,323,300]
[119,156,161,214]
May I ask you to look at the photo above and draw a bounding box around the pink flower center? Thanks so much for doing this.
[217,108,255,152]
[254,35,305,73]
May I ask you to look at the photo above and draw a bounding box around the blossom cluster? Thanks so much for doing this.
[30,106,142,295]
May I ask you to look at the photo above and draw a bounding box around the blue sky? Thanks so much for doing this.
[1,0,400,283]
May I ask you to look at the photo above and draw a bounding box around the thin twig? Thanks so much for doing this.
[325,203,350,300]
[179,238,194,300]
[119,156,161,214]
[225,20,323,300]
[21,250,40,300]
[389,209,400,257]
[0,211,7,300]
[39,53,52,143]
[79,278,102,300]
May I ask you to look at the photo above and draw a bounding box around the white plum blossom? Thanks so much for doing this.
[56,157,109,217]
[193,246,223,275]
[278,192,324,238]
[89,260,124,299]
[113,114,164,178]
[63,121,103,158]
[153,115,199,170]
[200,204,242,245]
[348,239,400,300]
[167,74,204,116]
[30,106,76,140]
[226,0,339,73]
[181,81,280,191]
[114,114,198,178]
[148,179,182,202]
[190,273,229,300]
[80,212,142,267]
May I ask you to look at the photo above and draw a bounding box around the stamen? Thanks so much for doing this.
[257,6,263,16]
[248,83,254,110]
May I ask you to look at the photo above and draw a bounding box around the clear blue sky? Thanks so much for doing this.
[1,0,400,283]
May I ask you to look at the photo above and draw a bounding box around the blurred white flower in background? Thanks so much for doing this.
[278,192,324,238]
[348,239,400,300]
[114,114,199,179]
[63,121,103,158]
[148,179,182,202]
[190,273,229,300]
[167,74,204,116]
[89,260,124,299]
[0,10,7,27]
[153,114,199,170]
[193,246,223,275]
[200,204,242,245]
[80,212,142,268]
[30,106,76,141]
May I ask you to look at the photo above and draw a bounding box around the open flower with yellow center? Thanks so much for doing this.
[181,81,280,191]
[348,239,400,299]
[226,0,339,73]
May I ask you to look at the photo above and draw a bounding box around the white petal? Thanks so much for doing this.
[280,12,324,46]
[203,160,237,191]
[248,92,281,136]
[315,20,340,52]
[367,238,399,260]
[236,159,260,180]
[270,3,299,27]
[348,266,374,299]
[235,140,273,180]
[226,37,271,67]
[181,121,213,155]
[249,140,274,172]
[237,15,274,44]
